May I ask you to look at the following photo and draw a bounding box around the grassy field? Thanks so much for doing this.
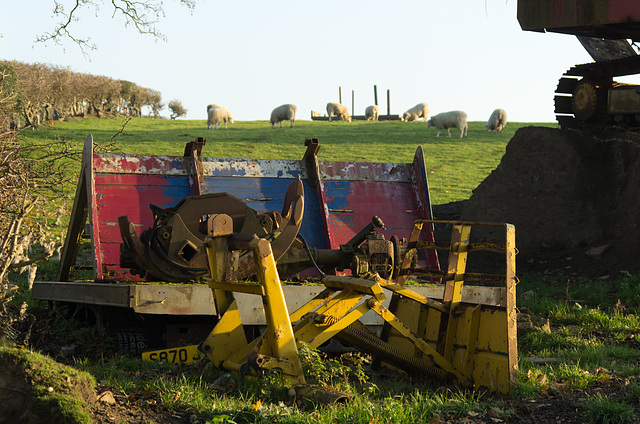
[25,117,556,205]
[12,274,640,424]
[12,117,640,423]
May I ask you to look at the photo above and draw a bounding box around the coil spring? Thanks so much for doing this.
[321,314,339,326]
[335,324,448,381]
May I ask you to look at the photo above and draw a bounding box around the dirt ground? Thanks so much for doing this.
[445,126,640,280]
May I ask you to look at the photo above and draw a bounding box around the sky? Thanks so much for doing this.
[2,1,635,123]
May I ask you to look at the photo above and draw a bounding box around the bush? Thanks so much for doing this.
[168,99,187,119]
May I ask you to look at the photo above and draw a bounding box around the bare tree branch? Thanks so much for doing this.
[35,0,97,54]
[9,244,57,270]
[108,116,131,145]
[110,0,165,40]
[36,0,196,54]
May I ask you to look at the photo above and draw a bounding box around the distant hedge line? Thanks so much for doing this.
[0,60,164,129]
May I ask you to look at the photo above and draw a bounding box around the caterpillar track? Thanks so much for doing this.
[517,1,640,130]
[554,55,640,129]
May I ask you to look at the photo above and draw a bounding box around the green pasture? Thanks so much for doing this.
[12,117,640,423]
[25,117,557,205]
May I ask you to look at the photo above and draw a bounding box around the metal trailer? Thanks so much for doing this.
[32,135,518,394]
[32,135,438,332]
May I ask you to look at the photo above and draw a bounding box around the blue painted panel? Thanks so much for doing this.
[201,176,328,249]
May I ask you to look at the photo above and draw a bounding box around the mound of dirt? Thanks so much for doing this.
[0,347,96,424]
[459,126,640,279]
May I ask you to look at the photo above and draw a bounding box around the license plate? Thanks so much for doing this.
[141,345,204,364]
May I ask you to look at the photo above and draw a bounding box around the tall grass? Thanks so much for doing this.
[516,272,640,421]
[583,393,635,424]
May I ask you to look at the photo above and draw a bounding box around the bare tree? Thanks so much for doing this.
[36,0,196,55]
[0,63,22,130]
[0,64,82,342]
[11,62,50,129]
[119,80,141,116]
[147,89,164,118]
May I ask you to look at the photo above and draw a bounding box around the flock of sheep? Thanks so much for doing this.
[206,102,507,138]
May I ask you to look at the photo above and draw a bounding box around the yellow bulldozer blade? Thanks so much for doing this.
[198,215,517,394]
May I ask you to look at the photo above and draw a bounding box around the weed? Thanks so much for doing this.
[630,380,640,402]
[583,393,634,424]
[298,342,373,394]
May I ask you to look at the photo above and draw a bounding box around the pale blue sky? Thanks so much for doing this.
[2,0,628,123]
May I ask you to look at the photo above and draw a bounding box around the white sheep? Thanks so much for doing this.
[326,102,352,122]
[403,102,430,122]
[427,110,468,138]
[206,104,221,128]
[270,104,297,128]
[207,106,234,129]
[365,105,379,121]
[485,108,507,133]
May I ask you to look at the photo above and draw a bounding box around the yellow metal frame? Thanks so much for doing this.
[384,220,518,393]
[200,215,518,394]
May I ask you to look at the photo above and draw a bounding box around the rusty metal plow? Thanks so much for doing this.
[199,216,518,395]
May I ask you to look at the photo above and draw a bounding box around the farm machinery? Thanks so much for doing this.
[33,135,518,394]
[517,0,640,128]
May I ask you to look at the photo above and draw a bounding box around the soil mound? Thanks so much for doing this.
[459,126,640,278]
[0,347,96,424]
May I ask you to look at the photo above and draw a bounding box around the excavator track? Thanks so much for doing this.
[554,55,640,129]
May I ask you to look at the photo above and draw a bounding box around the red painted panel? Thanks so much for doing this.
[93,173,187,187]
[92,172,191,280]
[94,175,190,237]
[323,181,418,248]
[94,153,184,175]
[100,243,141,280]
[84,145,438,281]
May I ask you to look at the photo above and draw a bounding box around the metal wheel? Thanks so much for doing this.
[572,79,600,121]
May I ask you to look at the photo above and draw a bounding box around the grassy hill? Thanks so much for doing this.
[26,117,556,205]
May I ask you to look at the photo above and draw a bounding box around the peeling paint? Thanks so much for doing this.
[319,161,411,182]
[94,153,186,175]
[201,158,307,178]
[85,144,435,281]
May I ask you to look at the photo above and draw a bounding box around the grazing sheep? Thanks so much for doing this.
[403,102,430,122]
[326,102,352,122]
[485,108,507,133]
[207,106,234,129]
[270,104,297,128]
[365,105,379,121]
[206,104,221,127]
[427,110,468,138]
